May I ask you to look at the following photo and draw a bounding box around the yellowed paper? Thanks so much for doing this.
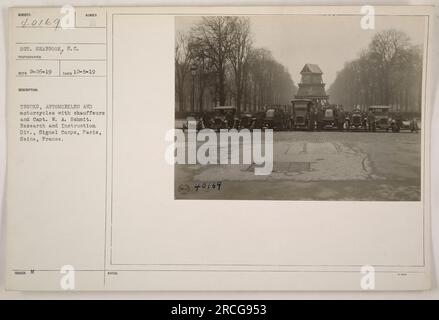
[5,5,433,291]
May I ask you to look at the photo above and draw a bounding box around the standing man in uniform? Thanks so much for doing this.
[367,109,376,132]
[308,104,316,131]
[394,110,402,132]
[337,105,346,131]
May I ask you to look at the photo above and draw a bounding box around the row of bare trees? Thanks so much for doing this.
[175,17,297,114]
[328,29,423,113]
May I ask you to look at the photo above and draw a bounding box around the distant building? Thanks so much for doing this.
[295,64,329,102]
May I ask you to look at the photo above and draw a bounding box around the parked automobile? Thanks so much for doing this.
[262,108,288,130]
[290,99,315,131]
[392,117,419,132]
[316,105,338,130]
[411,118,421,132]
[250,111,266,130]
[347,109,367,131]
[210,106,238,130]
[182,115,204,131]
[368,105,391,131]
[238,113,254,130]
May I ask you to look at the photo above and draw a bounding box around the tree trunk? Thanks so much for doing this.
[218,66,226,106]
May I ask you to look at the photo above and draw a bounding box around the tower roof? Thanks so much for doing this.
[301,63,323,74]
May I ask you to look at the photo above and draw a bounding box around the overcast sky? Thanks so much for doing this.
[176,15,426,87]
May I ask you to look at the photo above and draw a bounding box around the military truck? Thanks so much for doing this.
[316,105,338,130]
[368,105,391,131]
[290,99,315,131]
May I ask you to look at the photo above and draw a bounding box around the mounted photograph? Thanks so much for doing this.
[174,14,426,201]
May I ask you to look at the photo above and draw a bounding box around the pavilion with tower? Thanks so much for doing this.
[295,63,329,104]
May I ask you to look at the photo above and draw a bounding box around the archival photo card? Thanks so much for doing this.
[174,14,426,201]
[5,5,433,291]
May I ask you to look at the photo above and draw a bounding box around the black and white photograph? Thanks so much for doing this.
[1,3,437,296]
[174,14,426,201]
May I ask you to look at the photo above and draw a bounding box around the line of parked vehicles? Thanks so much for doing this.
[182,100,420,133]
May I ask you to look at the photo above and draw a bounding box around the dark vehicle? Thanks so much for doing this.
[238,113,254,130]
[408,118,420,132]
[391,116,419,133]
[389,117,401,132]
[262,108,288,130]
[410,118,421,132]
[250,111,266,130]
[389,111,402,133]
[210,106,238,130]
[347,109,367,131]
[290,99,315,131]
[182,115,204,131]
[316,105,338,130]
[368,106,391,131]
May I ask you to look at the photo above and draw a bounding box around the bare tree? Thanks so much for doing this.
[329,29,422,113]
[191,17,237,106]
[227,17,252,113]
[368,29,411,104]
[245,48,296,111]
[175,32,192,111]
[176,18,297,115]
